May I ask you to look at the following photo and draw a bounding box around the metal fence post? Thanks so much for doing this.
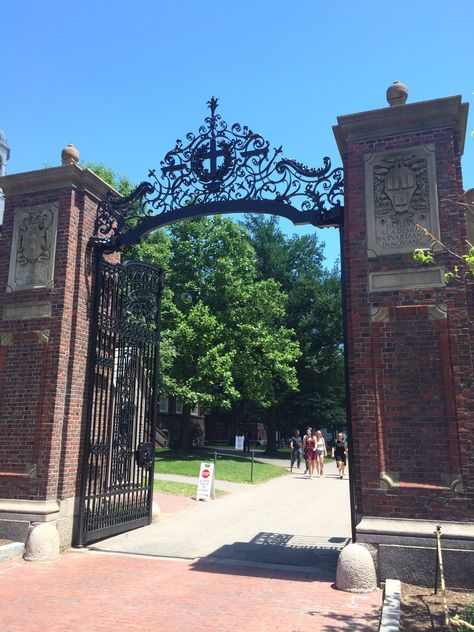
[250,450,254,482]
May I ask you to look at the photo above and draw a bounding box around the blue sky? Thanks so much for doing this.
[3,0,473,267]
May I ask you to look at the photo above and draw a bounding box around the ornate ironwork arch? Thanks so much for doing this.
[93,97,344,251]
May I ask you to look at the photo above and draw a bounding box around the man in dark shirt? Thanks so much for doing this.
[290,429,302,472]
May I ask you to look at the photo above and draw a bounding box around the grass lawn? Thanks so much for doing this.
[154,479,225,497]
[155,449,287,484]
[203,447,333,464]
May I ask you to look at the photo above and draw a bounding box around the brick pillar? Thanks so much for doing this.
[334,84,474,584]
[0,149,116,546]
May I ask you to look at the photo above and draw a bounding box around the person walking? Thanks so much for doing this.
[289,429,302,472]
[302,427,316,479]
[243,431,250,453]
[315,430,327,477]
[332,432,348,479]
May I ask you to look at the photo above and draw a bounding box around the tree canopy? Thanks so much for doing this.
[242,216,345,433]
[86,163,346,448]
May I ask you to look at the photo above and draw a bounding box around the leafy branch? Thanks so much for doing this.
[413,224,474,283]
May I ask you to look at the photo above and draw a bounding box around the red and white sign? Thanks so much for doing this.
[196,462,215,501]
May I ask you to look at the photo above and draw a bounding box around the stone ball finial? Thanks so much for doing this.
[61,143,79,165]
[386,81,408,106]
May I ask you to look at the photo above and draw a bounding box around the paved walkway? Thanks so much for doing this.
[100,460,351,565]
[0,550,381,631]
[0,460,382,631]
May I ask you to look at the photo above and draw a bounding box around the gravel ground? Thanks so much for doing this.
[400,582,473,631]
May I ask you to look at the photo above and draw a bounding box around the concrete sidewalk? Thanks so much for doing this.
[95,460,352,567]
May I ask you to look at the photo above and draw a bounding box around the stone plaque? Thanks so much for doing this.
[7,203,58,292]
[369,267,444,292]
[365,144,440,257]
[2,301,52,320]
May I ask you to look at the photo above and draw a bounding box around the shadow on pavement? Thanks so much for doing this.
[190,531,350,582]
[307,609,381,631]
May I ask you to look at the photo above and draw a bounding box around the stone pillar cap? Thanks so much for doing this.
[61,143,79,166]
[386,81,408,106]
[333,95,469,156]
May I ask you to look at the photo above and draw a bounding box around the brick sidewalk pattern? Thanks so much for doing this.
[0,550,381,631]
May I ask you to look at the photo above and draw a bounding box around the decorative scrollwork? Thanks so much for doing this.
[93,98,344,250]
[94,182,155,243]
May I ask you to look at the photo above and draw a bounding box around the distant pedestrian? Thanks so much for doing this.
[289,430,302,472]
[302,427,316,479]
[332,432,348,479]
[243,432,250,452]
[315,430,327,477]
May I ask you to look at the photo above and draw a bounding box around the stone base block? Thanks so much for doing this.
[379,579,401,632]
[378,544,474,589]
[357,516,474,588]
[0,497,76,549]
[0,519,30,543]
[0,541,25,563]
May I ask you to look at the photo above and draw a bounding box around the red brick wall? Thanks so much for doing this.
[342,126,474,521]
[0,182,111,502]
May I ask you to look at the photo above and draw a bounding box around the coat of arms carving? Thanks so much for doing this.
[7,203,59,291]
[365,144,439,257]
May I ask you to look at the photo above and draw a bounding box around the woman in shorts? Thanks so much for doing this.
[332,432,348,479]
[314,430,327,477]
[302,427,316,479]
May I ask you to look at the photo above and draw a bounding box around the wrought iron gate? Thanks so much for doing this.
[76,257,164,545]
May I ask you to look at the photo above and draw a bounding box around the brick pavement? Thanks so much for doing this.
[155,490,196,514]
[0,550,381,632]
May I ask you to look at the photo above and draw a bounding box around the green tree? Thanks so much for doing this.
[163,217,300,448]
[126,216,300,448]
[242,215,346,437]
[82,161,135,196]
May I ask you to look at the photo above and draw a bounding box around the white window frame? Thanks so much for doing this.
[159,396,169,413]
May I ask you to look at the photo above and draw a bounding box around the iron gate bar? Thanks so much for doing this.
[76,257,163,546]
[93,97,343,252]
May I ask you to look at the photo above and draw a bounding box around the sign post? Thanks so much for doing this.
[196,462,215,501]
[234,435,244,451]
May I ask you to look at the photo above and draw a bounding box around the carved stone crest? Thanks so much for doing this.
[7,203,59,291]
[365,144,439,257]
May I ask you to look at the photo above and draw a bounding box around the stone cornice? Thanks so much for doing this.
[0,163,119,202]
[333,95,469,156]
[0,498,60,516]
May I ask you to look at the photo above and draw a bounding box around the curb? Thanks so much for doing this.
[379,579,401,632]
[0,541,24,563]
